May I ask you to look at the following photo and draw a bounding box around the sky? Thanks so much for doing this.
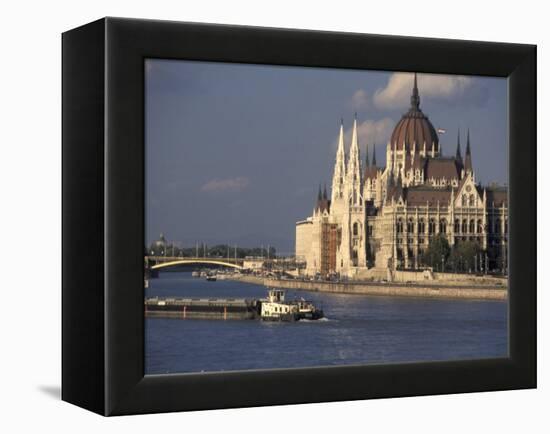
[145,59,507,255]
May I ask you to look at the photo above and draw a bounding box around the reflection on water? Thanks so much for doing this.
[145,272,508,374]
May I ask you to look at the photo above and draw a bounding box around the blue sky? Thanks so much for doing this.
[145,60,507,254]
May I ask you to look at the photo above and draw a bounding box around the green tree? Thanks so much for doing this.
[449,240,482,272]
[423,234,451,270]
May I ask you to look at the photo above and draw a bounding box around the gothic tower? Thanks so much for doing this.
[330,120,346,219]
[340,116,367,271]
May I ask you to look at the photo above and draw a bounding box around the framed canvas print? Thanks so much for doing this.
[62,17,536,415]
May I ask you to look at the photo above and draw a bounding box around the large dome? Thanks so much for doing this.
[389,74,439,151]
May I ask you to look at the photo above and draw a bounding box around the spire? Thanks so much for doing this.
[349,115,360,165]
[365,143,370,167]
[410,72,420,109]
[323,183,328,200]
[372,145,377,166]
[464,129,473,174]
[455,128,463,164]
[317,184,322,201]
[346,115,363,205]
[331,119,347,203]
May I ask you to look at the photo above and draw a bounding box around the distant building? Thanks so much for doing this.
[296,74,508,278]
[150,233,168,254]
[243,258,265,270]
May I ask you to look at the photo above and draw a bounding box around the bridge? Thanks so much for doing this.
[145,256,245,271]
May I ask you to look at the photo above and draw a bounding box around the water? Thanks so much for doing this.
[145,272,508,375]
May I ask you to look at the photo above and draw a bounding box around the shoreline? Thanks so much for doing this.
[230,275,507,301]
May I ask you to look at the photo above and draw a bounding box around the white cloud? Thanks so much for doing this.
[339,117,395,148]
[356,118,395,145]
[200,177,249,193]
[350,89,368,109]
[373,72,479,110]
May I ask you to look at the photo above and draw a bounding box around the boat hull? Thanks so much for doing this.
[261,310,324,322]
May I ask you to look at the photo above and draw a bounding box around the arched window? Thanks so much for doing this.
[462,219,468,233]
[439,219,447,234]
[469,219,475,233]
[454,219,460,233]
[418,218,425,234]
[407,218,414,234]
[396,218,403,233]
[429,218,436,235]
[469,194,475,207]
[494,219,501,234]
[477,219,483,234]
[353,222,359,236]
[462,195,467,206]
[396,248,403,263]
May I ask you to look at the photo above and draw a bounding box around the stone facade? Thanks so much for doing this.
[295,74,508,279]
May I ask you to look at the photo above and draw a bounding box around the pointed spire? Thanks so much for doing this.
[337,118,344,153]
[331,119,347,203]
[337,120,345,161]
[464,129,473,174]
[365,143,370,167]
[456,128,463,164]
[317,184,322,201]
[350,118,360,164]
[346,115,362,205]
[323,183,328,200]
[372,144,377,166]
[410,72,420,109]
[350,116,359,159]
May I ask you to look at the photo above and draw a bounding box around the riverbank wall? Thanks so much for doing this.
[231,275,507,300]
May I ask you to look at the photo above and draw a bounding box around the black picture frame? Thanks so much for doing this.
[62,17,536,416]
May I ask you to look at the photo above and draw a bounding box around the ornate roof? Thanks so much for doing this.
[389,73,440,152]
[315,184,331,212]
[387,185,452,206]
[424,158,461,180]
[364,144,379,180]
[364,165,379,180]
[486,188,508,207]
[403,187,452,206]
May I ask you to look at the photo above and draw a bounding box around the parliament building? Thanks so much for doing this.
[295,74,508,279]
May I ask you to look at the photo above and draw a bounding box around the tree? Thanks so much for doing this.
[449,240,482,273]
[422,234,451,270]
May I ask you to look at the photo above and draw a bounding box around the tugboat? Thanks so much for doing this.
[205,272,217,282]
[260,289,323,321]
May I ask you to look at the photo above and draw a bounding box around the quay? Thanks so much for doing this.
[230,275,507,301]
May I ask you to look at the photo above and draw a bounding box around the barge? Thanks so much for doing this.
[145,289,324,321]
[145,297,258,320]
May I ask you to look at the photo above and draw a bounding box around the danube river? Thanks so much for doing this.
[145,271,508,375]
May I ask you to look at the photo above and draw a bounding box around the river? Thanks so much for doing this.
[145,271,508,375]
